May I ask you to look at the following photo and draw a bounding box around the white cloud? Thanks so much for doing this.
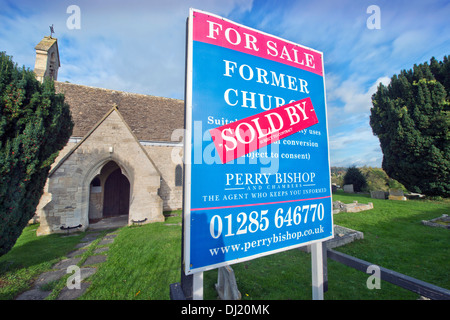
[329,125,383,167]
[326,75,390,167]
[57,0,254,98]
[330,125,375,151]
[332,76,390,114]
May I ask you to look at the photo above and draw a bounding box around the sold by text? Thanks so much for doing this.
[210,225,325,256]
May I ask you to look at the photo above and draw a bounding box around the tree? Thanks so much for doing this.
[343,166,367,192]
[359,166,406,192]
[360,166,389,191]
[370,56,450,197]
[0,52,73,256]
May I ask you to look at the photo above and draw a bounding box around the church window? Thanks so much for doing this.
[175,165,183,186]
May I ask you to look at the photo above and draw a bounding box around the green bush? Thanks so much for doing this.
[0,52,73,256]
[370,56,450,197]
[361,167,388,191]
[343,166,367,192]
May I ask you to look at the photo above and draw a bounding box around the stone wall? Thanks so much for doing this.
[36,109,165,235]
[143,145,183,211]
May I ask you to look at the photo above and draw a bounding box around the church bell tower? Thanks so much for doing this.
[34,36,60,82]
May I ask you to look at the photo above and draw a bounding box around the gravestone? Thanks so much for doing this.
[406,192,425,199]
[299,225,364,252]
[422,214,450,229]
[343,184,354,193]
[388,189,407,201]
[370,190,387,199]
[333,201,346,213]
[333,200,373,213]
[215,266,241,300]
[343,201,374,213]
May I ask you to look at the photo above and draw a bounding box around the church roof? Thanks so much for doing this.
[35,36,58,51]
[55,82,184,142]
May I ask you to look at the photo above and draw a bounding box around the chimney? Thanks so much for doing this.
[34,36,60,82]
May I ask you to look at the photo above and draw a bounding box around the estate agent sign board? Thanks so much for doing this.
[184,8,333,275]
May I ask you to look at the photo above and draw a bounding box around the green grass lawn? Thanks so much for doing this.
[0,224,85,300]
[79,216,182,300]
[329,192,449,290]
[0,195,448,300]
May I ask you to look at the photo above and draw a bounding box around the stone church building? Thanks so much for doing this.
[33,36,185,235]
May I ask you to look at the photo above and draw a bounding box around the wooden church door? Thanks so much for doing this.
[103,168,130,217]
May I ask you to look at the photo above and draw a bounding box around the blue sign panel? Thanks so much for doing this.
[184,9,333,274]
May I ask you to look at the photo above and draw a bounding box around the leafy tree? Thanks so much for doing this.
[359,166,406,192]
[370,56,450,197]
[343,166,367,192]
[0,52,73,256]
[360,167,389,191]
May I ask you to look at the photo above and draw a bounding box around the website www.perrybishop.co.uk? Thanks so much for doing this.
[209,224,325,257]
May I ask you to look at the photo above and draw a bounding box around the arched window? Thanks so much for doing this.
[175,165,183,187]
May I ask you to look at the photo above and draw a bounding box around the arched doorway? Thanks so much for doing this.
[88,176,103,222]
[103,167,130,218]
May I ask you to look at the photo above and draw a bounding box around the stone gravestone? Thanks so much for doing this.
[388,189,407,201]
[333,200,373,213]
[370,190,387,199]
[215,265,241,300]
[343,184,354,193]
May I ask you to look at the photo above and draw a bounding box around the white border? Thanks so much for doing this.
[183,8,333,275]
[183,8,194,275]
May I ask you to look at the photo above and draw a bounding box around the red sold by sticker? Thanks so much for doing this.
[210,97,318,164]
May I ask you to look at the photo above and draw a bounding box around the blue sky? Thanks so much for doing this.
[1,0,449,167]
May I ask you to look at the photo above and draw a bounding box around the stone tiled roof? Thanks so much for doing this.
[55,82,184,142]
[35,36,58,52]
